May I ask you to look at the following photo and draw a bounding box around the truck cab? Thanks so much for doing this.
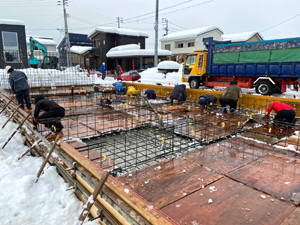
[182,50,208,89]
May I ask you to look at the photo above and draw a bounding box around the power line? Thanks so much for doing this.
[26,16,63,33]
[260,12,300,33]
[168,21,188,30]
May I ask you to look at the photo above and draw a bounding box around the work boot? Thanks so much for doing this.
[222,107,227,113]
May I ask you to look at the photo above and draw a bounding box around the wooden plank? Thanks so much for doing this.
[228,153,300,204]
[117,157,223,209]
[281,208,300,225]
[161,177,296,225]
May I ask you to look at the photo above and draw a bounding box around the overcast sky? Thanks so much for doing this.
[1,0,300,49]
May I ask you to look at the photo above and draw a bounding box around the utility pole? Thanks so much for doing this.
[154,0,159,67]
[59,0,71,67]
[162,18,168,36]
[117,17,123,28]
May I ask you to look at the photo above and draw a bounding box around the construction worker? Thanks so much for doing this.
[198,94,217,109]
[170,84,187,105]
[263,101,296,127]
[145,89,156,99]
[219,80,242,113]
[34,95,65,132]
[6,66,32,110]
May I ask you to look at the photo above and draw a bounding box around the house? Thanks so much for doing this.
[26,36,58,65]
[222,32,264,43]
[0,19,28,68]
[88,26,149,70]
[160,26,223,63]
[57,33,92,68]
[106,44,172,71]
[70,46,92,69]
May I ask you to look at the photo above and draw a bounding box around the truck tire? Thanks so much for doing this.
[255,81,274,95]
[189,78,200,89]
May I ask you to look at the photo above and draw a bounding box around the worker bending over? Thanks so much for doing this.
[219,80,242,113]
[145,89,156,99]
[170,84,187,105]
[198,94,217,109]
[264,101,296,127]
[34,95,65,132]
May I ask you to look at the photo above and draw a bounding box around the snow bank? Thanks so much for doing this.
[0,115,97,225]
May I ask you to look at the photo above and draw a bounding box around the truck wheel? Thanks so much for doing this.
[255,81,274,95]
[189,78,200,89]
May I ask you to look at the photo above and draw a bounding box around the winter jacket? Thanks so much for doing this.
[34,95,65,119]
[265,102,294,118]
[222,84,242,101]
[198,94,217,105]
[9,70,30,93]
[170,84,187,102]
[126,86,140,96]
[145,89,156,99]
[100,65,106,73]
[113,82,126,93]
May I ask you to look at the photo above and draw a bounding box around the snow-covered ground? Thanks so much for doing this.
[0,115,97,225]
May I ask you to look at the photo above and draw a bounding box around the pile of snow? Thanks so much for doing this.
[157,61,181,70]
[0,115,97,225]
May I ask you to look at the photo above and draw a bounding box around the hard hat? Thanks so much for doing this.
[5,65,12,73]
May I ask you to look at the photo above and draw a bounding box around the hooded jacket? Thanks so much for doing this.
[34,95,65,118]
[145,89,156,99]
[9,70,30,93]
[265,102,294,118]
[198,94,217,105]
[222,84,242,101]
[170,84,187,102]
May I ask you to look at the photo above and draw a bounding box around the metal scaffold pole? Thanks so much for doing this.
[62,0,71,67]
[154,0,159,67]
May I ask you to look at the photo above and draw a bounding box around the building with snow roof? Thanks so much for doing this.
[106,44,172,71]
[160,26,223,63]
[222,31,263,43]
[88,26,149,71]
[70,46,92,69]
[0,19,28,68]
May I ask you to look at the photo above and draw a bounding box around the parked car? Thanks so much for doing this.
[116,70,141,81]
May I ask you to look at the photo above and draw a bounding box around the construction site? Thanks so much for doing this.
[1,77,300,225]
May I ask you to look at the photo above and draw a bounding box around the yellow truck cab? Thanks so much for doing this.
[182,50,207,88]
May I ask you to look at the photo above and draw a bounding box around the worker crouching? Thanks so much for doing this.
[264,101,297,127]
[170,84,187,105]
[219,80,242,113]
[198,94,217,109]
[34,95,65,132]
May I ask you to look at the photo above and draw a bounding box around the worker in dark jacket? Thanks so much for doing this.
[6,66,31,110]
[145,89,156,99]
[198,94,217,109]
[34,95,65,132]
[264,101,296,127]
[170,84,187,105]
[219,80,242,113]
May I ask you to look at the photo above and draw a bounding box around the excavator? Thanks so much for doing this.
[29,37,58,69]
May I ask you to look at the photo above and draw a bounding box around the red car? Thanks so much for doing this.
[116,70,141,81]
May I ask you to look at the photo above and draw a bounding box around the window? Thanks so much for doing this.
[165,44,171,50]
[188,42,194,47]
[198,54,203,68]
[185,55,197,66]
[2,31,20,63]
[177,43,183,48]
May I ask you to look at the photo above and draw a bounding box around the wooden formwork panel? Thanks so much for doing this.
[161,177,295,225]
[183,137,271,174]
[117,157,223,209]
[281,207,300,225]
[228,153,300,204]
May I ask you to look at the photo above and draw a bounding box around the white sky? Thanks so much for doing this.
[0,0,300,49]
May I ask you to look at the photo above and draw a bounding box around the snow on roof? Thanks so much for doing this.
[70,46,92,55]
[26,37,57,46]
[109,44,140,52]
[158,61,181,70]
[88,26,149,38]
[160,26,223,42]
[106,49,172,58]
[222,32,263,42]
[27,35,54,40]
[0,19,25,26]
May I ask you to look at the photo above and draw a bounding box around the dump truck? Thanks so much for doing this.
[182,37,300,95]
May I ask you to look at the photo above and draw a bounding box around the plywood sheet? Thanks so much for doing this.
[281,207,300,225]
[117,157,223,209]
[162,177,295,225]
[228,154,300,204]
[59,101,95,108]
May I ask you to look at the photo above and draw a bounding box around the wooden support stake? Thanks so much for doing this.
[2,113,31,149]
[0,97,14,115]
[77,171,109,224]
[18,140,42,160]
[2,104,21,129]
[35,133,61,183]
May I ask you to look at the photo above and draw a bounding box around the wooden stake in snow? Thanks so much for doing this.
[18,140,42,160]
[77,171,109,224]
[2,113,31,149]
[0,97,14,115]
[35,133,61,183]
[2,104,21,129]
